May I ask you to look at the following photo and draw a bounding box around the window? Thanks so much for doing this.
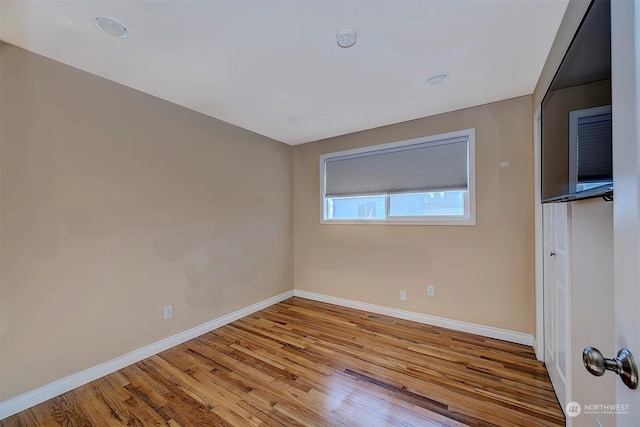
[569,105,612,192]
[320,128,476,225]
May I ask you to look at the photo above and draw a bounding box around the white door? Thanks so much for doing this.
[611,0,640,424]
[544,202,571,411]
[573,2,640,426]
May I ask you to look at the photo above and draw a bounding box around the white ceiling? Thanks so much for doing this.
[0,0,569,145]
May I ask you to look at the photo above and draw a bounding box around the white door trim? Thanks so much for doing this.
[534,105,544,362]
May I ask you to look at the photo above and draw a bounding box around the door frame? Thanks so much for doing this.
[534,106,544,362]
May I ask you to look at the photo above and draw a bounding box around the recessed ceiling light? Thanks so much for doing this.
[287,117,301,123]
[94,16,129,38]
[426,72,448,85]
[336,26,357,48]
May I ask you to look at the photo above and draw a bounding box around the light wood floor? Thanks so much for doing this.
[1,297,564,426]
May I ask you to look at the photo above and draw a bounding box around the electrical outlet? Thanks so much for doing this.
[427,285,435,297]
[164,305,173,319]
[400,290,407,301]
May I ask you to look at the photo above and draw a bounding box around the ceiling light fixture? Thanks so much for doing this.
[426,72,448,85]
[94,16,129,38]
[336,26,357,48]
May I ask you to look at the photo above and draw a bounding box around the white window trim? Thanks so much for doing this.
[319,128,476,225]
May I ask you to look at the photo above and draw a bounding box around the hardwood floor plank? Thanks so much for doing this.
[1,297,564,426]
[32,394,92,427]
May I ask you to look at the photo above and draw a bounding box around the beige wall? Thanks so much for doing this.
[0,43,293,401]
[293,96,535,333]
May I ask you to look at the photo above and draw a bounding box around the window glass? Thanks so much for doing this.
[389,191,464,217]
[327,196,386,220]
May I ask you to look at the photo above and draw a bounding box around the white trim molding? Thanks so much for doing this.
[533,105,545,362]
[1,288,535,420]
[294,290,534,347]
[0,290,294,420]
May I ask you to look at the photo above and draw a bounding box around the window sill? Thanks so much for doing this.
[320,217,476,226]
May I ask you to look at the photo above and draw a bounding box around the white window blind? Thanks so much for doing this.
[324,136,468,198]
[320,128,476,225]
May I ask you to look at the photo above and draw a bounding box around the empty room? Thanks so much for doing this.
[1,0,639,426]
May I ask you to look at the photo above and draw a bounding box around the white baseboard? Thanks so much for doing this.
[1,288,534,420]
[293,290,534,347]
[0,290,294,420]
[532,336,544,362]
